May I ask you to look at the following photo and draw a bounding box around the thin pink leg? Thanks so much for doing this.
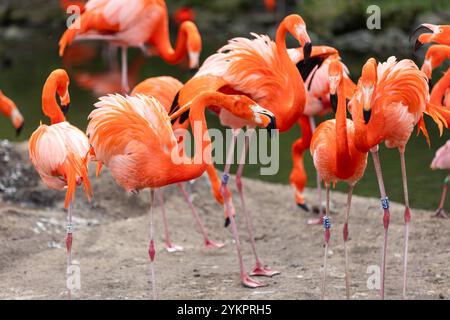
[177,183,224,249]
[157,189,183,253]
[120,46,130,94]
[148,189,157,300]
[321,185,331,300]
[399,150,411,299]
[65,201,74,300]
[371,146,390,300]
[221,130,264,288]
[435,176,449,219]
[236,129,279,277]
[343,185,354,300]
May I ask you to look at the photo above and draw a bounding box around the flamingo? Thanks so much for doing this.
[411,24,450,51]
[420,44,450,80]
[171,14,312,286]
[431,140,450,219]
[87,92,275,295]
[131,76,225,251]
[59,0,202,93]
[310,59,368,299]
[349,57,449,299]
[289,46,356,219]
[0,90,24,136]
[28,69,92,299]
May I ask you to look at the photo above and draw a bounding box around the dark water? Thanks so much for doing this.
[1,29,449,212]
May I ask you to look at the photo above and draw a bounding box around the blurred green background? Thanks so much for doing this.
[0,0,449,211]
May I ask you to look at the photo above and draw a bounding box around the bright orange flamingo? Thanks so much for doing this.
[28,69,92,299]
[59,0,202,93]
[349,57,449,299]
[420,45,450,80]
[131,76,225,251]
[431,139,450,219]
[172,14,312,285]
[289,46,356,220]
[87,93,275,294]
[310,59,368,299]
[412,24,450,51]
[0,90,24,136]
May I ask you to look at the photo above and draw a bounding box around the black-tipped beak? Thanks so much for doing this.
[410,25,433,52]
[224,217,231,228]
[15,122,24,137]
[297,202,310,212]
[266,115,277,138]
[61,103,70,115]
[363,109,372,124]
[330,93,338,113]
[304,42,312,62]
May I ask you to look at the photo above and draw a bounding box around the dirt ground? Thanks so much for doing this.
[0,141,449,300]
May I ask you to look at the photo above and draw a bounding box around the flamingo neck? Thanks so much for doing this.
[155,19,192,65]
[292,116,312,162]
[335,81,352,174]
[0,94,14,118]
[42,78,66,125]
[431,70,450,105]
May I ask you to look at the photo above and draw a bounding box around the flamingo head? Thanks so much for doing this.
[228,95,276,133]
[328,59,343,112]
[412,24,449,51]
[0,90,24,136]
[283,14,312,61]
[359,58,377,123]
[57,75,71,115]
[183,21,202,69]
[42,69,71,123]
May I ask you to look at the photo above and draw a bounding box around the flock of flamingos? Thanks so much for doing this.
[1,0,450,300]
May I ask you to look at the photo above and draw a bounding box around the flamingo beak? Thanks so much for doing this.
[60,103,70,115]
[303,42,312,62]
[330,93,338,113]
[362,86,373,124]
[15,122,24,136]
[411,24,435,51]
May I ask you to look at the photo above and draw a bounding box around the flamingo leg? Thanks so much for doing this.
[435,175,449,219]
[120,46,129,94]
[148,189,157,300]
[343,185,354,300]
[177,183,225,249]
[370,146,390,300]
[157,189,184,253]
[321,185,331,300]
[235,128,279,277]
[65,201,74,300]
[399,150,411,299]
[220,130,265,288]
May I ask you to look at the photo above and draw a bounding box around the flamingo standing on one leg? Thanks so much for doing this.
[59,0,202,93]
[131,76,225,251]
[172,14,312,286]
[87,92,275,296]
[310,59,367,299]
[350,57,449,299]
[28,69,92,299]
[431,140,450,218]
[0,90,24,136]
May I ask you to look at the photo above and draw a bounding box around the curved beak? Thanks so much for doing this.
[251,105,277,137]
[362,86,373,124]
[60,103,70,115]
[15,122,24,136]
[410,24,435,51]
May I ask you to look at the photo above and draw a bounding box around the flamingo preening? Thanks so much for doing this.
[87,91,275,297]
[59,0,202,93]
[131,76,225,251]
[172,14,312,287]
[350,56,450,299]
[28,69,92,299]
[310,59,368,299]
[0,90,24,136]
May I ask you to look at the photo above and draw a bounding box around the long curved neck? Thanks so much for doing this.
[430,70,450,105]
[42,76,66,125]
[275,21,305,130]
[292,115,312,160]
[0,94,14,117]
[154,18,193,65]
[335,80,352,173]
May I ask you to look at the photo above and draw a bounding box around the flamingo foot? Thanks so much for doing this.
[250,264,280,277]
[242,274,266,288]
[434,208,448,219]
[307,216,324,225]
[165,243,184,253]
[204,239,226,249]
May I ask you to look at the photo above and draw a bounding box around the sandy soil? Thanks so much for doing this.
[0,141,449,300]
